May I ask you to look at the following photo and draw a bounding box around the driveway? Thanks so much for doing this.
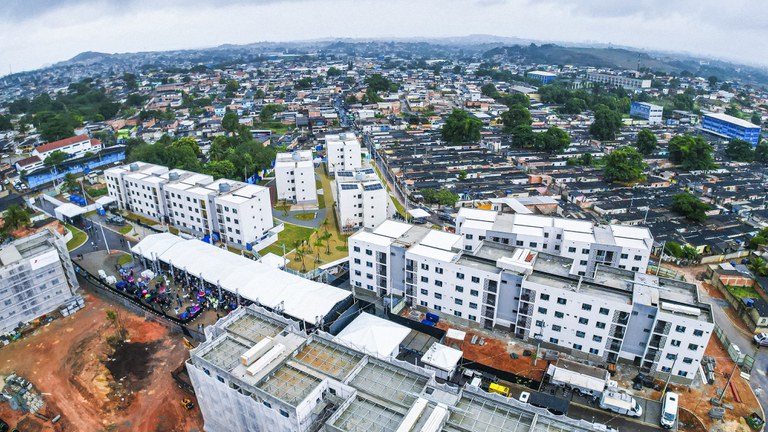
[272,208,326,229]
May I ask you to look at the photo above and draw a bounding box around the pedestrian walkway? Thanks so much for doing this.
[272,208,326,228]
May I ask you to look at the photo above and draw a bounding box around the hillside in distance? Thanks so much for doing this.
[484,43,768,85]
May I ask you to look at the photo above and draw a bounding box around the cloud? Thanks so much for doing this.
[0,0,765,73]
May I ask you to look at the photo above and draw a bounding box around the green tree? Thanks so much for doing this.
[535,127,571,154]
[222,111,240,133]
[589,105,623,141]
[725,139,754,162]
[1,205,30,233]
[603,146,646,183]
[664,241,683,258]
[752,112,763,126]
[707,76,718,88]
[365,74,397,92]
[668,135,716,170]
[457,170,467,181]
[62,173,79,193]
[259,104,286,121]
[441,109,482,144]
[43,150,68,166]
[0,114,12,131]
[561,97,588,114]
[671,193,709,223]
[510,125,536,148]
[635,129,657,155]
[749,229,768,250]
[480,83,498,98]
[203,160,237,179]
[748,258,768,277]
[501,106,532,131]
[327,67,343,77]
[755,141,768,164]
[225,80,240,93]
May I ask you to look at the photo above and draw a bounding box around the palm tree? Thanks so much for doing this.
[321,218,329,234]
[313,237,324,263]
[2,205,30,233]
[293,240,303,261]
[749,258,768,277]
[296,247,306,272]
[321,232,333,255]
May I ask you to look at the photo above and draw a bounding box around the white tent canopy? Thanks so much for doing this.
[55,203,88,219]
[334,312,411,359]
[132,233,351,323]
[408,208,430,219]
[421,343,462,372]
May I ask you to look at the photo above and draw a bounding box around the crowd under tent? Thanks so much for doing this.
[131,233,353,329]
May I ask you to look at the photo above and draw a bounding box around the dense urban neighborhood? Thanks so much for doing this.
[0,36,767,432]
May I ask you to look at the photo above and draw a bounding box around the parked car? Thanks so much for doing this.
[106,215,126,226]
[411,218,428,225]
[753,333,768,346]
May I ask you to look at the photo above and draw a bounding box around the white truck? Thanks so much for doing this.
[599,389,643,417]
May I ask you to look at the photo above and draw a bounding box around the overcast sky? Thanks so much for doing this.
[2,0,766,73]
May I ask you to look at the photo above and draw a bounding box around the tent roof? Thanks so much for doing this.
[55,203,87,218]
[132,234,351,322]
[408,208,430,218]
[95,196,117,206]
[334,313,410,358]
[421,343,462,371]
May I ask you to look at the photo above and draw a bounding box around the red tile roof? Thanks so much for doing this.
[16,155,41,166]
[34,135,92,154]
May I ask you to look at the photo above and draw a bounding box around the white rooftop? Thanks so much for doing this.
[421,343,463,372]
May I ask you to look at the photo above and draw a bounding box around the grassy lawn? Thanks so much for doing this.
[294,212,317,221]
[335,245,348,252]
[118,223,133,235]
[726,285,760,299]
[117,253,133,267]
[372,164,406,217]
[259,121,291,135]
[259,222,315,257]
[65,224,88,251]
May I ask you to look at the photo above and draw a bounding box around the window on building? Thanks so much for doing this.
[599,307,609,315]
[568,247,576,253]
[688,343,699,350]
[589,348,600,355]
[469,302,478,309]
[455,299,463,306]
[596,322,606,329]
[529,242,537,248]
[468,315,477,321]
[471,276,480,283]
[454,311,462,318]
[576,331,585,338]
[676,325,686,333]
[550,338,559,344]
[421,263,429,270]
[435,293,442,300]
[435,280,443,287]
[470,289,479,297]
[620,253,628,259]
[573,344,582,350]
[557,298,567,305]
[666,353,677,360]
[420,289,428,295]
[671,340,681,347]
[456,272,465,279]
[678,371,689,377]
[555,312,564,318]
[634,255,642,261]
[465,234,473,240]
[456,286,464,293]
[693,329,704,337]
[582,304,592,311]
[421,276,429,283]
[683,357,694,364]
[435,267,443,274]
[540,293,550,301]
[592,335,603,342]
[516,240,524,246]
[552,324,562,332]
[578,317,588,325]
[538,307,547,314]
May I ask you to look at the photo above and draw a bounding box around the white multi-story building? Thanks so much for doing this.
[187,304,613,432]
[335,168,388,233]
[349,220,711,384]
[32,134,103,160]
[0,230,81,334]
[630,101,663,125]
[455,208,653,276]
[274,150,317,205]
[105,162,275,250]
[325,132,361,174]
[586,73,651,90]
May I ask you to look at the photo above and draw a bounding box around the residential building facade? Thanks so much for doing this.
[0,230,80,334]
[325,132,362,174]
[335,168,388,233]
[455,208,653,276]
[105,162,275,250]
[527,71,557,84]
[274,150,317,205]
[349,220,709,384]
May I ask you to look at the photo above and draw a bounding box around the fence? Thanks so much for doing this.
[74,263,206,341]
[713,325,755,375]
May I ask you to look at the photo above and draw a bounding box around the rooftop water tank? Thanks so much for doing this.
[292,152,302,161]
[169,172,180,181]
[129,163,139,172]
[339,133,347,140]
[219,182,231,193]
[355,171,366,181]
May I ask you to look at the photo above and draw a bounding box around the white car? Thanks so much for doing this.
[519,391,530,404]
[754,333,768,346]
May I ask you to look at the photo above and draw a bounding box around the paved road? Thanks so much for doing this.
[272,208,326,229]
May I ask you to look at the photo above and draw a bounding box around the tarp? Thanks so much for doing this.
[334,312,410,358]
[546,363,607,393]
[132,233,351,323]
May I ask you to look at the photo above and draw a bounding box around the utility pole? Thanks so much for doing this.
[660,355,679,400]
[99,222,111,254]
[717,360,740,404]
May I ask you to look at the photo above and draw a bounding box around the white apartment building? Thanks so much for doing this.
[586,73,651,90]
[32,134,103,160]
[349,220,711,384]
[105,162,275,250]
[274,150,317,205]
[456,208,653,276]
[0,230,81,334]
[187,304,612,432]
[325,132,362,174]
[335,168,388,233]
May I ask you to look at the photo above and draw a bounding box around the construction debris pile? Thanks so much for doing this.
[0,374,45,413]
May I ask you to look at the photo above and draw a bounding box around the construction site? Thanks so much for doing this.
[0,288,203,431]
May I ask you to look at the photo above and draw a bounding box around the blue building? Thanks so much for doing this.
[23,147,126,188]
[701,112,761,145]
[527,70,557,84]
[630,102,663,124]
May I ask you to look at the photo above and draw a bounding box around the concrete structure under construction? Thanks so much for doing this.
[187,304,619,432]
[0,230,80,334]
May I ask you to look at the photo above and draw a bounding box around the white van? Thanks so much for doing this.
[661,391,678,429]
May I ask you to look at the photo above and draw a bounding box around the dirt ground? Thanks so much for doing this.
[430,317,546,382]
[0,289,203,432]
